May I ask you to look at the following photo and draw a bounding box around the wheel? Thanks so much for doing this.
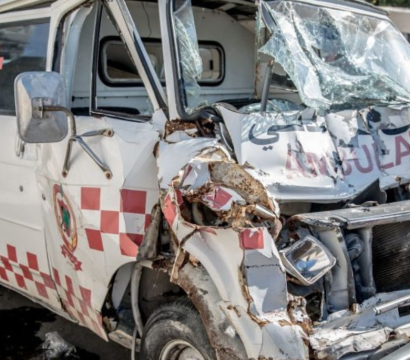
[139,299,216,360]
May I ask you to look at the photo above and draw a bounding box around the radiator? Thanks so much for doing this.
[372,221,410,293]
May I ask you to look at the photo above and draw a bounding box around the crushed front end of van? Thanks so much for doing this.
[154,0,410,358]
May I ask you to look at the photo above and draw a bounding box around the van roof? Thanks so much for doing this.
[0,0,387,17]
[0,0,53,13]
[192,0,386,18]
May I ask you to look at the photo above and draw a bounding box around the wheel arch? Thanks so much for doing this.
[109,260,247,360]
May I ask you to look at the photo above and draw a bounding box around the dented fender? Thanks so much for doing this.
[156,137,309,359]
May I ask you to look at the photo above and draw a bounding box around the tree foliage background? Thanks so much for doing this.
[367,0,410,6]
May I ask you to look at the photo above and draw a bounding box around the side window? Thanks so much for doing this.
[198,44,224,84]
[100,38,224,86]
[0,20,49,115]
[100,38,163,86]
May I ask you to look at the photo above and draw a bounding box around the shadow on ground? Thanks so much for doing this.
[0,287,131,360]
[0,306,102,360]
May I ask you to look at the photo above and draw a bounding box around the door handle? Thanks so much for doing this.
[15,135,25,158]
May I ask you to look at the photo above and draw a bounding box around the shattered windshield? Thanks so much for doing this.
[259,0,410,113]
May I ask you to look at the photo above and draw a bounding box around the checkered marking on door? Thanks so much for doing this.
[0,244,56,299]
[52,268,106,339]
[81,187,151,257]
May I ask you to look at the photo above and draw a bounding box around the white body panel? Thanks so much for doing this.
[0,115,63,311]
[35,114,160,337]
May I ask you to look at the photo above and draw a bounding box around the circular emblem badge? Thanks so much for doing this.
[53,184,77,252]
[53,184,81,271]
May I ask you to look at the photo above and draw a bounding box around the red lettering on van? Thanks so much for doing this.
[395,133,410,165]
[339,148,352,176]
[286,132,410,180]
[352,145,374,174]
[306,153,328,176]
[286,151,309,178]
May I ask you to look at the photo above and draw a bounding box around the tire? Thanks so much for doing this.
[139,299,217,360]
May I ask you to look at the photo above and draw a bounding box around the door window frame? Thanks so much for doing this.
[90,0,168,122]
[164,0,199,121]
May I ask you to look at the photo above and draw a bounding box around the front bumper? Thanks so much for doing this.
[292,201,410,359]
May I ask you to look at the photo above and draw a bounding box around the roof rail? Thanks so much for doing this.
[0,0,54,13]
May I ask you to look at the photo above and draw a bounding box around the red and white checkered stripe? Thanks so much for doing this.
[0,184,156,341]
[80,187,152,258]
[0,244,106,338]
[0,244,57,300]
[52,267,107,340]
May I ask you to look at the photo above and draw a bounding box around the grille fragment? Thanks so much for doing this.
[372,221,410,293]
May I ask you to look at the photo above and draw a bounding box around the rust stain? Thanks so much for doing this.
[287,297,313,336]
[151,257,173,272]
[227,304,242,318]
[209,162,276,212]
[165,120,197,137]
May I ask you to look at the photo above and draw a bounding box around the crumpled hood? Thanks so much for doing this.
[217,104,410,203]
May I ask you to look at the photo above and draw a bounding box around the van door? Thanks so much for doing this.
[34,1,166,338]
[0,9,63,312]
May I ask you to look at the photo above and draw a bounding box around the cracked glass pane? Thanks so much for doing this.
[174,0,203,113]
[259,0,410,114]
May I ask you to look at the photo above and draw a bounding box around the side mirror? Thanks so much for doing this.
[15,71,68,143]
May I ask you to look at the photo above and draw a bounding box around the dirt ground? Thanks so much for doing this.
[0,286,132,360]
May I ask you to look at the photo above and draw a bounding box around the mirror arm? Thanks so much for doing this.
[75,137,112,179]
[42,105,114,180]
[62,137,75,178]
[62,137,113,180]
[80,129,114,137]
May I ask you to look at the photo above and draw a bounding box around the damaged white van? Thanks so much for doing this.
[1,0,410,358]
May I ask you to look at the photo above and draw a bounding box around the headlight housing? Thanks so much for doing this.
[280,235,336,286]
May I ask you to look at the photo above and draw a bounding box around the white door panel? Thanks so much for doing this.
[0,16,62,311]
[0,116,62,310]
[38,114,160,339]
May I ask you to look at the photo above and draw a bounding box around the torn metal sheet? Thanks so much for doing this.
[157,138,309,359]
[310,290,410,359]
[157,138,223,189]
[176,263,249,360]
[157,129,410,359]
[217,104,410,202]
[200,186,246,212]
